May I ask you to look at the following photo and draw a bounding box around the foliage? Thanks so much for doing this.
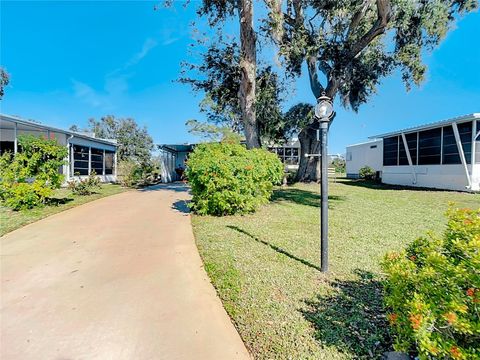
[263,0,477,181]
[265,0,477,108]
[0,135,67,210]
[185,119,244,143]
[71,115,154,164]
[180,42,285,145]
[116,159,160,188]
[117,160,142,188]
[382,207,480,359]
[192,181,479,359]
[331,157,346,173]
[359,165,376,180]
[186,142,284,215]
[67,171,101,195]
[0,67,9,99]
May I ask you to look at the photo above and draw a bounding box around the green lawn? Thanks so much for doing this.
[1,184,127,237]
[192,180,480,359]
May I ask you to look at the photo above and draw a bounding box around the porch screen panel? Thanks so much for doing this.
[476,120,480,164]
[418,128,441,165]
[406,132,418,165]
[73,145,89,175]
[442,126,460,164]
[383,136,398,166]
[105,151,114,174]
[91,148,104,175]
[399,136,409,165]
[458,122,472,164]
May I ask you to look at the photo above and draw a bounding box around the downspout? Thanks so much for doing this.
[401,133,417,184]
[14,121,18,154]
[67,135,74,180]
[452,122,472,189]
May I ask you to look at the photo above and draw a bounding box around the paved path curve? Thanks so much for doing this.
[1,183,250,360]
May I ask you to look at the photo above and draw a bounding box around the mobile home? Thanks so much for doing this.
[0,114,118,182]
[346,113,480,191]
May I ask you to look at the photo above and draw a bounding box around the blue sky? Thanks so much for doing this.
[1,1,479,154]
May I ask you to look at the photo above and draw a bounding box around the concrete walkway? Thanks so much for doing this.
[1,183,250,360]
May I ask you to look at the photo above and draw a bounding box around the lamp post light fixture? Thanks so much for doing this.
[314,94,334,273]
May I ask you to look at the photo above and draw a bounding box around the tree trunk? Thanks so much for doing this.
[296,59,338,182]
[295,126,321,182]
[238,0,260,149]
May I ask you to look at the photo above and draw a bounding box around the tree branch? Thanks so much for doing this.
[307,56,324,98]
[349,0,391,58]
[347,0,373,39]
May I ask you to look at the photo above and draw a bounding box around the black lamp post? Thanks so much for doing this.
[314,94,334,273]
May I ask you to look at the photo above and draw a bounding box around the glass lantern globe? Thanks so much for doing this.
[315,98,334,120]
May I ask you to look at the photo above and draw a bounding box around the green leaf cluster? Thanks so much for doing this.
[186,142,284,215]
[0,135,67,210]
[67,171,101,196]
[382,207,480,359]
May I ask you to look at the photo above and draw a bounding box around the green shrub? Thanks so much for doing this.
[382,207,480,359]
[0,135,67,210]
[67,171,101,195]
[359,165,376,180]
[186,142,284,215]
[117,160,142,187]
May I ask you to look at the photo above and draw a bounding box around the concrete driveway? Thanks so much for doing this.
[1,183,250,360]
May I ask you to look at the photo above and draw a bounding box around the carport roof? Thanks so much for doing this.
[158,144,196,153]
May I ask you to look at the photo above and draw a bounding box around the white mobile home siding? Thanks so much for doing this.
[346,140,383,178]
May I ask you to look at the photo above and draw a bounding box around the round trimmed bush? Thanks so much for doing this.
[186,142,284,215]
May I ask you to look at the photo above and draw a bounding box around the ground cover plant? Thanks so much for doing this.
[186,142,283,215]
[383,207,479,359]
[67,171,101,195]
[0,184,125,237]
[191,180,480,359]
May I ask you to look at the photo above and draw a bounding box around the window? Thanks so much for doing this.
[268,146,300,165]
[418,128,441,165]
[370,145,377,149]
[383,136,398,166]
[73,145,89,175]
[91,148,103,175]
[105,151,115,174]
[0,141,14,155]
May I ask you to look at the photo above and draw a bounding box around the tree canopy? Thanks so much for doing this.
[180,42,286,145]
[71,116,154,164]
[0,68,10,100]
[265,0,477,109]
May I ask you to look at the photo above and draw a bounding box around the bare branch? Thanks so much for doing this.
[349,0,391,58]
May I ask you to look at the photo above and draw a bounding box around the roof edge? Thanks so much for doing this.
[1,113,118,146]
[369,113,480,139]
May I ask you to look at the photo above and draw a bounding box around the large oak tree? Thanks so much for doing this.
[265,0,477,181]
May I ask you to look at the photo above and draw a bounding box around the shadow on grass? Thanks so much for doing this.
[227,225,320,271]
[301,270,391,359]
[45,197,74,206]
[272,187,345,208]
[338,179,455,193]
